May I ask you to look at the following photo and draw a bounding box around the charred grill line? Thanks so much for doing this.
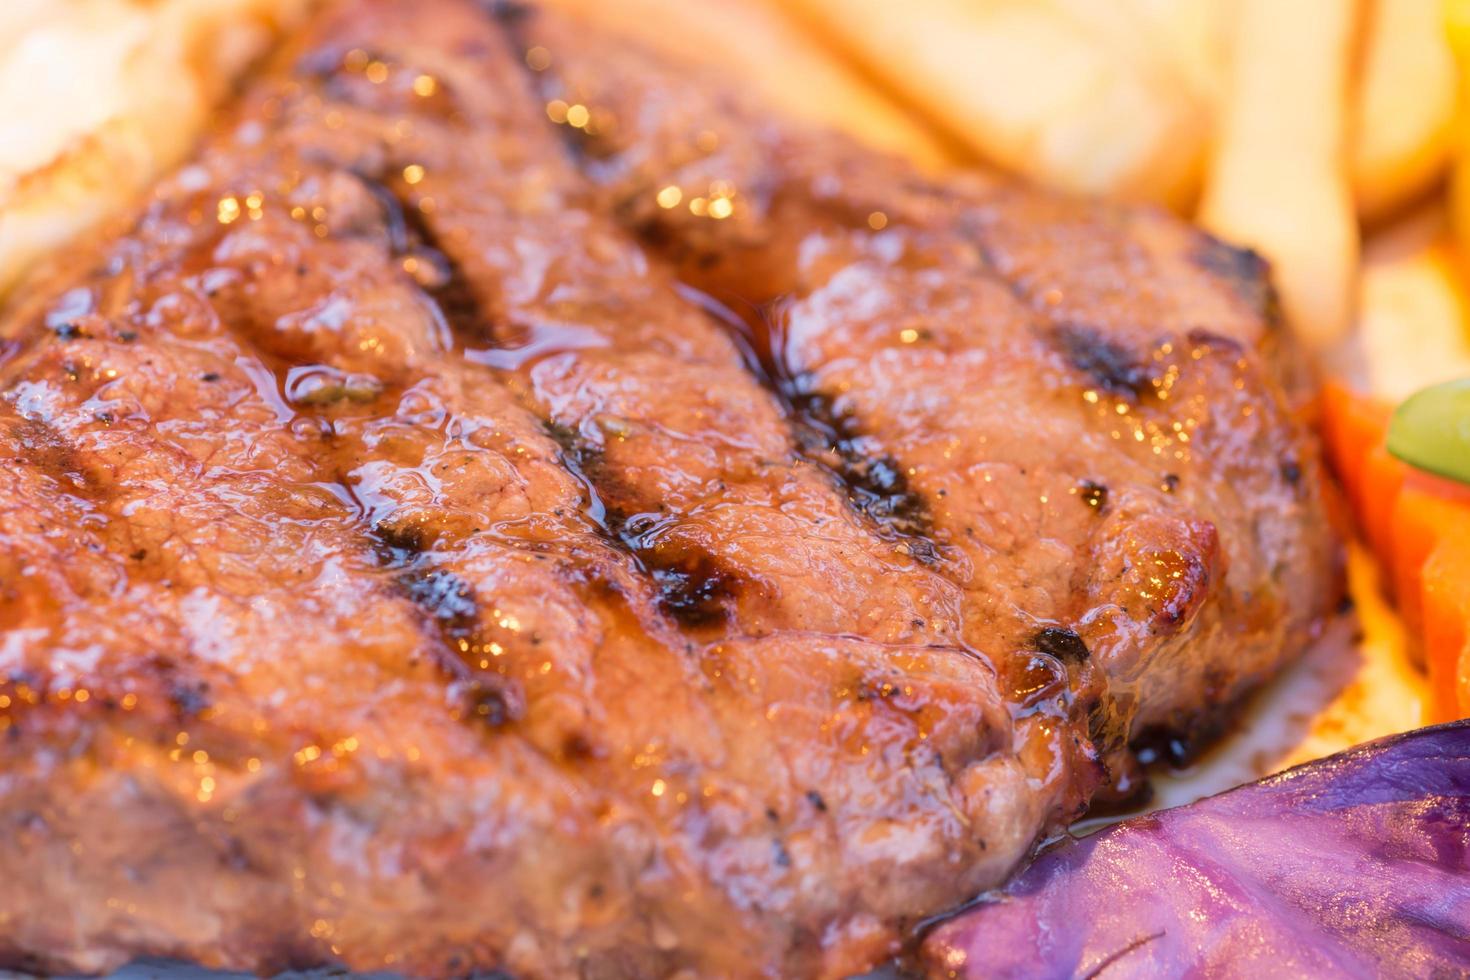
[543,421,739,629]
[372,524,521,728]
[357,175,622,688]
[784,377,941,564]
[497,10,946,564]
[540,419,624,545]
[1052,323,1153,399]
[356,172,492,346]
[363,157,748,636]
[186,164,522,729]
[959,223,1164,400]
[703,298,946,564]
[660,285,949,565]
[1190,233,1281,327]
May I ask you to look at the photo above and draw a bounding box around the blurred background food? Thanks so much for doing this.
[0,0,307,295]
[2,0,1468,802]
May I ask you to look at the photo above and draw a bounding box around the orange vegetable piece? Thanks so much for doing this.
[1421,512,1470,722]
[1389,476,1470,641]
[1320,381,1392,518]
[1320,380,1470,720]
[1360,445,1408,572]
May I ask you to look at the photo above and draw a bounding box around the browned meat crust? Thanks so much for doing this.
[513,7,1343,777]
[0,1,1338,977]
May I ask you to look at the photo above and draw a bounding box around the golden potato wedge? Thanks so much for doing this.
[783,0,1213,207]
[1199,0,1361,350]
[1446,0,1470,265]
[535,0,951,171]
[1050,0,1229,109]
[1353,208,1470,401]
[1351,0,1456,223]
[0,0,307,297]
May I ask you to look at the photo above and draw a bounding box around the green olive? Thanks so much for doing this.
[1385,378,1470,485]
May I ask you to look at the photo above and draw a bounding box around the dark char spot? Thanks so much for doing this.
[372,525,521,730]
[1191,233,1280,326]
[169,682,210,718]
[650,557,736,630]
[1054,322,1151,397]
[1078,479,1108,511]
[1033,626,1090,664]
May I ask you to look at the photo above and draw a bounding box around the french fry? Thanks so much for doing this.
[782,0,1212,208]
[1351,0,1456,223]
[535,0,951,171]
[1199,0,1362,351]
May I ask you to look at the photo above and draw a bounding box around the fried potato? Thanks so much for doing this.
[536,0,951,171]
[0,0,307,297]
[1355,208,1470,402]
[1199,0,1361,350]
[1351,0,1456,223]
[1446,0,1470,267]
[783,0,1214,208]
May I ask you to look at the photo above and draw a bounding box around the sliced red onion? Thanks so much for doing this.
[922,722,1470,977]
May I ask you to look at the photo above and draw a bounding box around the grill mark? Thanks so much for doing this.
[153,191,514,727]
[274,171,525,731]
[650,559,736,629]
[1052,322,1152,399]
[360,179,630,566]
[672,286,945,566]
[960,224,1165,401]
[545,421,740,630]
[1190,233,1281,328]
[359,171,746,638]
[356,173,491,345]
[498,17,945,567]
[360,171,739,638]
[374,523,522,728]
[541,419,621,541]
[785,377,940,563]
[618,512,739,630]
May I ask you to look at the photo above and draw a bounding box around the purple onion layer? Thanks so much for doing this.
[922,721,1470,978]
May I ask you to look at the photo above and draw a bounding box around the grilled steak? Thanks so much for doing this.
[514,7,1342,772]
[0,1,1338,977]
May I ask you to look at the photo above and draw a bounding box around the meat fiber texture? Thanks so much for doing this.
[0,0,1339,976]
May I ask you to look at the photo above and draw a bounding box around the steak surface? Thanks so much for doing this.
[0,1,1338,977]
